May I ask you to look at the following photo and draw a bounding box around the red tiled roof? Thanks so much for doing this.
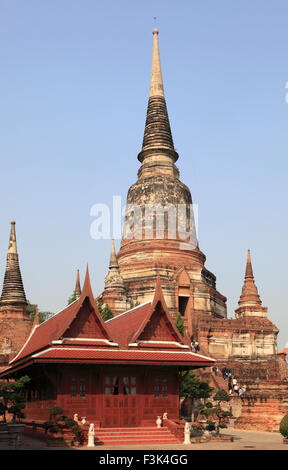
[2,272,216,377]
[129,274,186,346]
[11,266,114,364]
[105,275,188,349]
[10,300,79,363]
[278,347,288,355]
[105,302,152,347]
[31,347,214,366]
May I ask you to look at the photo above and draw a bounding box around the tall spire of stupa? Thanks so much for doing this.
[244,249,254,280]
[149,28,165,98]
[0,221,27,307]
[114,28,227,323]
[137,28,179,173]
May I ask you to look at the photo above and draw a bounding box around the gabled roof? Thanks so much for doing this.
[130,274,186,346]
[105,302,152,347]
[0,271,215,377]
[10,266,114,365]
[105,274,188,350]
[27,347,214,366]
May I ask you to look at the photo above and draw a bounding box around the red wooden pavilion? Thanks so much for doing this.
[0,267,214,428]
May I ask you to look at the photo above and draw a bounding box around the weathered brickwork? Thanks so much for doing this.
[234,382,288,432]
[0,306,32,371]
[0,222,32,371]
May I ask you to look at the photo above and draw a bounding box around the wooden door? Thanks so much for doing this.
[102,374,138,427]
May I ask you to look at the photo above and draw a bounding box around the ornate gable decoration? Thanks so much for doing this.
[63,297,108,340]
[9,265,114,365]
[62,266,113,342]
[130,274,186,346]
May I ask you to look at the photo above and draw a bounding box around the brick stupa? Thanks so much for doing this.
[105,28,227,335]
[0,221,32,370]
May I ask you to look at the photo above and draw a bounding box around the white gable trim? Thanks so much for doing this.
[128,340,189,348]
[104,301,151,323]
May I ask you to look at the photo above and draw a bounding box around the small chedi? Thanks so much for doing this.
[0,221,32,371]
[0,29,287,433]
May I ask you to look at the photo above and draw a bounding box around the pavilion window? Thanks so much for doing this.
[71,378,77,398]
[79,378,86,399]
[154,378,168,398]
[130,376,136,395]
[104,376,111,395]
[104,376,136,395]
[112,376,119,395]
[123,376,137,395]
[162,378,168,398]
[123,377,129,395]
[154,378,160,398]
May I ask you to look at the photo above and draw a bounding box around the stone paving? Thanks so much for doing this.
[2,426,288,451]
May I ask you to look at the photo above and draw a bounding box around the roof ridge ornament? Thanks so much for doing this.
[75,269,81,299]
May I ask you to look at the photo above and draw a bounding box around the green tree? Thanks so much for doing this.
[212,390,232,435]
[43,406,84,445]
[175,313,185,336]
[97,302,114,321]
[26,303,37,316]
[27,303,54,323]
[198,389,232,435]
[180,370,214,400]
[180,370,214,423]
[0,375,30,423]
[67,291,77,305]
[279,412,288,438]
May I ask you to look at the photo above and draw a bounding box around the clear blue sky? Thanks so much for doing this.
[0,1,287,350]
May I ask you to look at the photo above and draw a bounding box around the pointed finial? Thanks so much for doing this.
[104,240,125,290]
[137,28,178,166]
[8,220,17,254]
[85,263,89,279]
[80,263,93,298]
[153,16,158,33]
[237,249,261,307]
[245,249,254,280]
[153,271,165,302]
[109,239,119,269]
[156,272,161,288]
[150,25,164,98]
[75,269,81,299]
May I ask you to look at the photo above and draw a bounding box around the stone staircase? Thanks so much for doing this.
[93,426,181,446]
[210,371,228,391]
[195,347,243,423]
